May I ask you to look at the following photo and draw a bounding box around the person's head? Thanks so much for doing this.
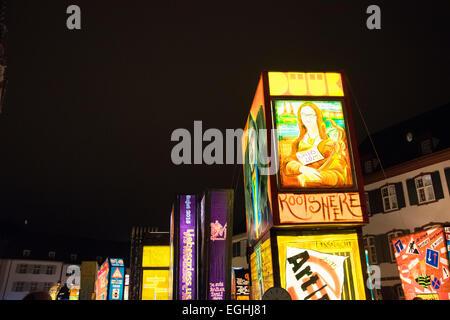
[297,102,328,140]
[22,291,52,300]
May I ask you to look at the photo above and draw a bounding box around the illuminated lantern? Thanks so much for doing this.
[242,71,369,300]
[392,226,450,300]
[169,190,233,300]
[170,194,199,300]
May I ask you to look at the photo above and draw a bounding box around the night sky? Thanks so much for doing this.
[0,1,449,242]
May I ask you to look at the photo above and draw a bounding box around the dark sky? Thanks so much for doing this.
[1,0,449,242]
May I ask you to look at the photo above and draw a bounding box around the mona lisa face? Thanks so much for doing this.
[300,105,318,130]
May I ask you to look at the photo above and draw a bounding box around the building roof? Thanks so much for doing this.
[359,102,450,170]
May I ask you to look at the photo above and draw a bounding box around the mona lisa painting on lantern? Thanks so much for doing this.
[274,100,354,189]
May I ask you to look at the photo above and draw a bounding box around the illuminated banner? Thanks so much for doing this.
[242,72,367,231]
[234,269,250,300]
[96,260,109,300]
[208,190,232,300]
[277,232,366,300]
[393,227,450,300]
[250,238,274,300]
[242,76,273,246]
[278,192,363,224]
[268,72,344,97]
[108,258,125,300]
[179,194,196,300]
[142,270,170,300]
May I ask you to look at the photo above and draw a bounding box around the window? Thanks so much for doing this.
[16,264,28,274]
[22,249,31,257]
[13,282,25,292]
[32,264,41,274]
[420,139,433,155]
[46,265,56,275]
[365,192,371,216]
[387,231,404,263]
[43,282,53,292]
[70,254,77,262]
[363,236,378,264]
[30,282,39,292]
[415,174,435,204]
[48,251,56,259]
[364,160,373,174]
[240,240,247,257]
[381,185,398,212]
[233,242,240,257]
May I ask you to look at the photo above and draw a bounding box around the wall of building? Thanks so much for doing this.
[232,233,249,269]
[0,259,65,300]
[362,158,450,299]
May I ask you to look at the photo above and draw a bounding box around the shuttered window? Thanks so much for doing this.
[368,182,405,214]
[407,171,444,205]
[444,168,450,196]
[381,185,398,212]
[363,236,378,264]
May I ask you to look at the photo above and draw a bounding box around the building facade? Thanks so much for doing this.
[231,233,248,270]
[0,258,67,300]
[362,150,450,299]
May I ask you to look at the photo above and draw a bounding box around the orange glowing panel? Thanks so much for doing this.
[268,72,344,97]
[278,192,363,224]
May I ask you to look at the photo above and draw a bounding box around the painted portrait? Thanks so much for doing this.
[275,100,354,189]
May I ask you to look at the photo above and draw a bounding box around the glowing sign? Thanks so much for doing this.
[286,247,347,300]
[142,246,170,268]
[69,286,80,300]
[208,190,232,300]
[274,100,354,190]
[108,258,125,300]
[268,72,344,97]
[393,227,450,300]
[250,238,274,300]
[278,192,363,224]
[95,260,109,300]
[242,76,273,246]
[277,232,366,300]
[179,194,196,300]
[234,269,250,299]
[142,270,170,300]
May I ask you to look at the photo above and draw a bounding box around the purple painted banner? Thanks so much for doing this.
[179,194,196,300]
[208,191,229,300]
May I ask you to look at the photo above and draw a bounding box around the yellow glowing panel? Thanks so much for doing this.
[277,232,366,300]
[260,239,274,293]
[142,246,170,268]
[308,73,327,95]
[326,73,345,96]
[287,72,308,95]
[250,238,274,300]
[142,270,170,300]
[249,252,258,300]
[268,72,344,97]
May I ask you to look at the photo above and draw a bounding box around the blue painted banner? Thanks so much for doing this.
[108,258,125,300]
